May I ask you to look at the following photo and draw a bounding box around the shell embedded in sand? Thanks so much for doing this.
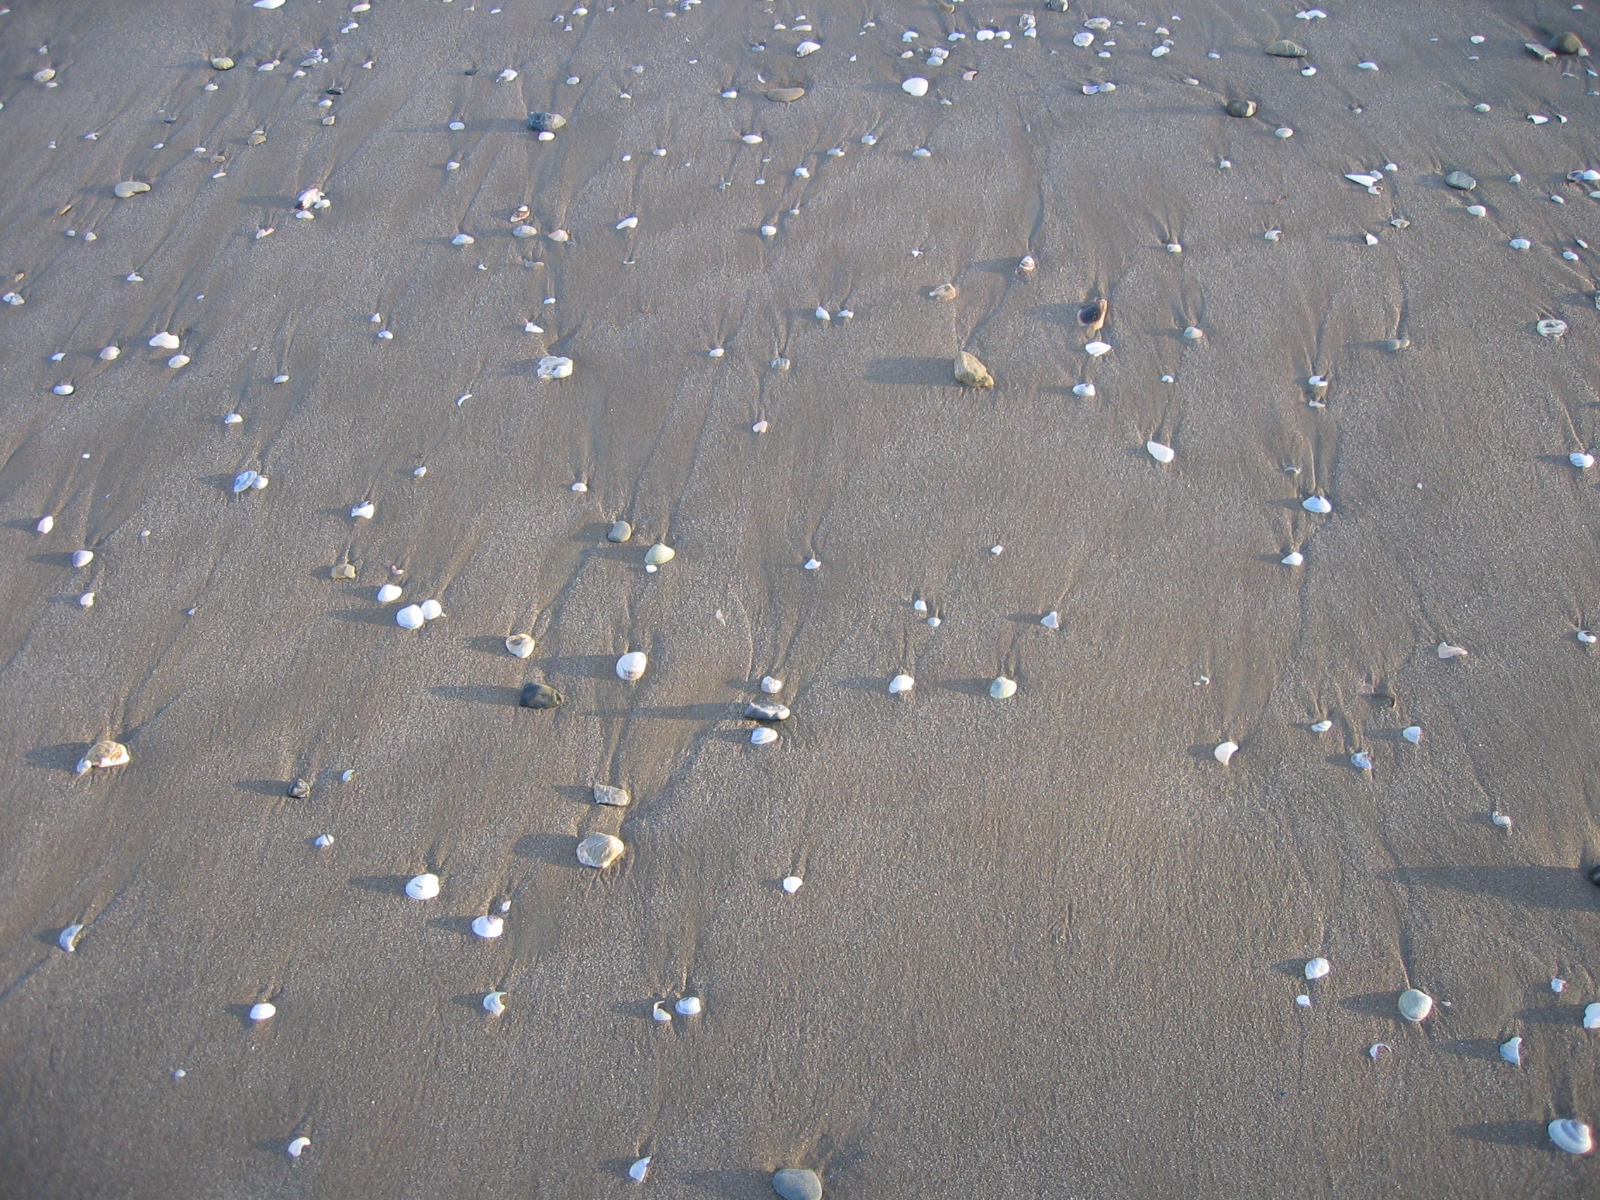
[990,676,1017,699]
[1146,440,1175,464]
[616,651,649,681]
[1437,642,1468,659]
[751,727,778,745]
[889,673,914,695]
[249,1002,277,1022]
[1499,1036,1523,1065]
[396,604,425,629]
[645,542,676,566]
[58,924,84,952]
[1214,741,1238,765]
[76,739,129,774]
[405,873,441,900]
[483,991,507,1016]
[506,634,535,659]
[1305,957,1331,981]
[1398,988,1433,1022]
[471,915,504,939]
[286,1137,310,1158]
[1549,1119,1594,1155]
[536,355,574,380]
[629,1157,652,1182]
[376,583,402,603]
[675,996,703,1016]
[1302,496,1332,514]
[1282,551,1305,566]
[576,833,625,869]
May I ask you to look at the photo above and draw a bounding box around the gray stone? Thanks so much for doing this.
[772,1168,822,1200]
[954,350,994,388]
[1265,40,1307,58]
[1553,32,1583,55]
[576,832,624,869]
[210,56,235,70]
[1444,170,1476,190]
[1385,337,1411,352]
[1225,98,1257,118]
[288,778,311,799]
[745,702,791,722]
[520,682,563,709]
[607,520,633,543]
[527,112,567,133]
[766,87,806,103]
[592,783,630,807]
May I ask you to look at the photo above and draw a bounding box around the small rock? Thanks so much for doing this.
[745,702,791,722]
[1444,170,1477,190]
[527,112,568,133]
[751,727,779,745]
[288,778,311,799]
[608,520,633,543]
[1552,32,1584,56]
[766,87,806,102]
[929,283,959,300]
[902,77,930,97]
[332,562,357,580]
[1265,40,1308,58]
[1385,337,1411,352]
[593,784,630,807]
[211,56,235,71]
[1225,99,1257,118]
[536,356,574,381]
[576,832,625,869]
[645,542,676,566]
[1078,299,1107,333]
[519,682,563,710]
[772,1168,823,1200]
[954,351,994,388]
[113,181,150,199]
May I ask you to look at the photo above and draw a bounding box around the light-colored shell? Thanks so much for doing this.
[576,833,625,868]
[405,873,441,900]
[629,1156,651,1182]
[990,676,1017,699]
[902,76,930,96]
[76,739,130,773]
[376,584,402,603]
[351,501,375,520]
[1549,1119,1594,1155]
[1085,340,1112,357]
[148,331,180,350]
[889,674,914,695]
[616,651,649,681]
[249,1002,277,1022]
[36,515,54,534]
[1305,957,1331,981]
[1402,726,1422,743]
[645,542,675,566]
[419,599,443,621]
[751,727,778,745]
[593,783,630,806]
[1146,440,1175,464]
[1214,741,1238,765]
[1499,1036,1523,1064]
[58,924,84,952]
[650,1002,671,1022]
[1398,988,1433,1022]
[761,675,784,694]
[1571,452,1595,469]
[1281,551,1304,566]
[114,181,151,199]
[1538,318,1569,338]
[675,996,703,1016]
[1041,611,1060,629]
[471,915,504,939]
[483,991,507,1016]
[1302,496,1332,514]
[1310,720,1332,733]
[796,40,821,57]
[536,355,574,380]
[287,1137,310,1158]
[782,876,804,893]
[396,604,425,629]
[506,634,535,658]
[1583,1002,1600,1029]
[1437,642,1468,659]
[167,354,190,369]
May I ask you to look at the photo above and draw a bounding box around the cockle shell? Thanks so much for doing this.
[796,40,821,57]
[675,996,703,1016]
[167,354,190,369]
[76,739,129,773]
[1398,988,1433,1022]
[1302,496,1332,514]
[506,634,535,658]
[58,924,84,952]
[782,876,804,893]
[396,605,425,629]
[990,676,1017,699]
[1146,440,1175,464]
[405,873,441,900]
[629,1156,652,1182]
[471,915,504,939]
[576,833,624,868]
[889,674,914,695]
[1549,1119,1594,1155]
[650,1002,671,1022]
[616,651,649,681]
[483,991,507,1015]
[1214,741,1239,765]
[249,1002,277,1022]
[1305,957,1331,980]
[286,1137,310,1158]
[376,584,402,603]
[71,550,93,568]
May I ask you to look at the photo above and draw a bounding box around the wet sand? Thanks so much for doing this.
[2,1,1599,1196]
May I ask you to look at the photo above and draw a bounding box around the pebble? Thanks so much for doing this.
[766,87,806,102]
[746,702,790,721]
[98,345,119,361]
[1437,642,1468,659]
[989,676,1017,699]
[1549,1119,1594,1155]
[527,112,568,133]
[288,778,311,799]
[148,331,180,350]
[506,634,536,658]
[1466,204,1486,217]
[1509,238,1532,251]
[953,350,995,389]
[592,783,630,807]
[1444,171,1477,190]
[1266,40,1308,58]
[751,727,778,745]
[772,1168,823,1200]
[536,356,574,380]
[1213,741,1238,765]
[1553,32,1585,55]
[576,833,625,868]
[210,57,235,71]
[520,683,563,710]
[1398,988,1433,1022]
[471,915,504,939]
[1041,611,1060,630]
[608,520,633,543]
[1311,720,1332,733]
[1225,99,1258,118]
[405,873,441,900]
[645,543,676,566]
[76,739,129,774]
[113,181,150,199]
[53,383,74,396]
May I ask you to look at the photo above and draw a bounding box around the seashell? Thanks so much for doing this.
[513,224,538,238]
[451,233,475,247]
[1213,741,1238,765]
[592,783,630,807]
[1398,988,1433,1022]
[395,604,425,629]
[405,873,440,900]
[675,996,702,1016]
[1537,318,1568,338]
[1182,325,1205,339]
[58,924,84,952]
[536,355,574,380]
[1146,440,1175,464]
[1571,452,1595,469]
[1041,611,1060,630]
[71,550,94,569]
[1402,725,1422,744]
[506,634,535,659]
[1302,496,1332,514]
[751,727,778,745]
[419,599,443,621]
[76,739,129,773]
[1490,810,1512,828]
[1437,642,1468,659]
[1509,238,1532,250]
[36,515,55,535]
[615,215,639,231]
[375,583,402,603]
[1552,977,1566,994]
[746,702,790,722]
[616,651,649,681]
[1282,551,1305,566]
[1072,383,1096,397]
[53,382,74,395]
[148,331,180,351]
[483,991,507,1016]
[990,676,1017,699]
[1549,1119,1594,1155]
[796,40,821,57]
[286,1137,310,1158]
[761,676,783,694]
[331,562,356,580]
[1017,254,1037,276]
[1499,1036,1523,1064]
[1073,31,1096,47]
[1584,1002,1600,1029]
[1305,957,1331,980]
[520,682,562,709]
[902,77,930,97]
[1311,720,1332,733]
[742,134,764,144]
[351,501,376,521]
[313,834,333,847]
[1351,751,1373,771]
[629,1157,651,1182]
[113,180,151,199]
[1346,173,1382,188]
[167,354,190,369]
[782,876,804,893]
[576,833,625,868]
[767,87,806,103]
[772,1169,823,1200]
[249,1002,276,1022]
[608,520,633,543]
[1580,631,1597,644]
[1295,994,1311,1008]
[803,558,821,571]
[1084,340,1112,358]
[650,1002,671,1022]
[645,543,675,566]
[495,68,517,82]
[79,592,95,609]
[471,915,504,939]
[929,283,959,301]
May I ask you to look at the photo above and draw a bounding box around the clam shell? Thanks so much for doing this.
[36,515,54,534]
[535,355,574,380]
[675,996,703,1016]
[1281,551,1305,566]
[249,1002,277,1022]
[1310,720,1332,733]
[1549,1119,1594,1155]
[796,40,821,57]
[782,876,804,893]
[629,1157,652,1182]
[889,673,915,695]
[1538,318,1569,338]
[1085,340,1112,357]
[396,604,425,629]
[419,599,443,621]
[404,873,441,900]
[79,739,129,772]
[376,583,402,603]
[902,76,930,96]
[1305,957,1331,981]
[1302,496,1332,514]
[506,634,535,658]
[751,727,778,745]
[71,550,93,568]
[483,991,507,1015]
[989,676,1017,699]
[1041,611,1061,629]
[351,501,375,520]
[1583,1002,1600,1029]
[58,924,84,952]
[650,1002,671,1022]
[1214,741,1238,765]
[287,1137,310,1158]
[576,833,624,868]
[616,651,649,681]
[471,915,504,939]
[1402,726,1422,744]
[645,543,675,565]
[167,354,190,369]
[1146,440,1175,464]
[1398,988,1433,1022]
[1570,452,1595,469]
[1499,1035,1523,1064]
[148,331,180,350]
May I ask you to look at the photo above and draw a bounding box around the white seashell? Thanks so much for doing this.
[1509,238,1532,250]
[419,599,443,621]
[1571,452,1595,469]
[796,40,821,57]
[1302,495,1332,514]
[313,834,333,847]
[1073,31,1095,47]
[1351,751,1373,771]
[1357,61,1379,71]
[513,224,538,238]
[286,1137,310,1158]
[1085,340,1111,357]
[1368,1043,1391,1059]
[902,77,930,97]
[1346,173,1382,187]
[483,991,507,1016]
[53,382,74,395]
[232,470,260,493]
[742,133,763,144]
[79,592,94,609]
[249,1002,277,1022]
[1402,725,1422,744]
[405,872,440,900]
[1305,957,1331,981]
[751,727,778,745]
[1072,383,1096,397]
[1437,642,1468,659]
[1295,994,1312,1008]
[782,876,804,893]
[506,634,535,659]
[496,68,517,82]
[889,673,915,695]
[376,584,402,603]
[1182,326,1204,340]
[650,1002,671,1023]
[1499,1036,1523,1064]
[396,604,425,629]
[1213,741,1238,765]
[536,356,574,380]
[1275,127,1295,139]
[1552,978,1566,994]
[471,915,504,939]
[760,225,778,238]
[1146,440,1175,464]
[224,413,242,425]
[148,332,180,350]
[1549,1119,1594,1155]
[451,233,475,246]
[990,676,1017,699]
[1398,988,1433,1022]
[645,543,675,566]
[675,996,703,1016]
[1311,720,1332,733]
[36,515,54,534]
[617,651,649,681]
[71,550,93,568]
[761,676,783,694]
[1282,551,1305,566]
[58,924,83,952]
[629,1157,651,1182]
[1466,204,1486,217]
[1041,611,1060,630]
[616,215,638,230]
[351,501,376,520]
[803,558,821,570]
[255,0,286,7]
[167,354,190,369]
[1584,1002,1600,1029]
[1580,631,1597,644]
[1538,318,1569,338]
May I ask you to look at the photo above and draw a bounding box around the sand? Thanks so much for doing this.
[2,0,1599,1196]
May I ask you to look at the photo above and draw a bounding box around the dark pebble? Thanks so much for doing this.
[288,778,311,799]
[772,1169,823,1200]
[745,702,791,722]
[520,682,563,709]
[1225,99,1258,118]
[527,112,568,133]
[1553,32,1584,55]
[1444,170,1477,190]
[1588,864,1600,888]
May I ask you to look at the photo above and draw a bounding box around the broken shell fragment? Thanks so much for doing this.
[1402,725,1422,744]
[148,331,180,350]
[1437,642,1468,659]
[1084,340,1111,357]
[751,727,778,745]
[1213,741,1238,765]
[113,181,150,199]
[536,355,574,380]
[1499,1036,1523,1065]
[506,634,536,658]
[1584,1002,1600,1029]
[1398,988,1433,1022]
[989,676,1017,699]
[1146,440,1175,464]
[1549,1119,1594,1155]
[629,1157,652,1182]
[576,833,625,869]
[953,350,994,388]
[331,562,357,580]
[404,873,441,900]
[76,739,129,774]
[889,673,915,695]
[287,1137,310,1159]
[483,991,507,1016]
[71,550,94,568]
[616,651,649,681]
[58,924,84,952]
